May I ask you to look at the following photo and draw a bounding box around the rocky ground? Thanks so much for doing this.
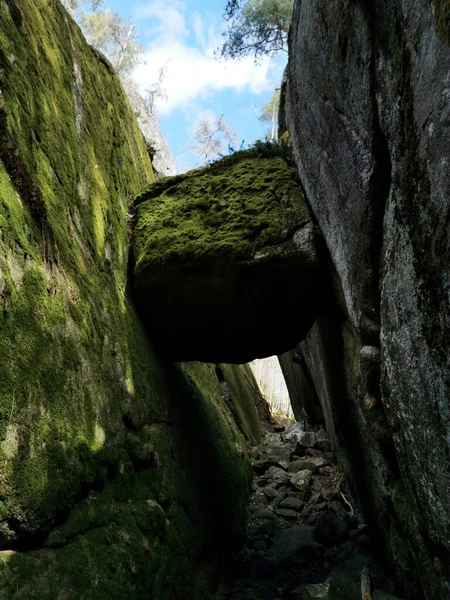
[219,422,401,600]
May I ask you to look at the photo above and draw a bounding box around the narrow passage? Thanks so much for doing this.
[220,421,401,600]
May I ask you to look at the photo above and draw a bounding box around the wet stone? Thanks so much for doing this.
[279,497,304,511]
[276,508,299,520]
[271,491,287,507]
[262,486,279,499]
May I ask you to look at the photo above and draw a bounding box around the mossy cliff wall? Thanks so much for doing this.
[284,1,449,598]
[0,1,261,597]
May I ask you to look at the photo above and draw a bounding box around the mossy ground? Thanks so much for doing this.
[0,1,255,597]
[133,150,310,273]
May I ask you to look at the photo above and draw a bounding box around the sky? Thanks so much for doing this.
[105,0,287,172]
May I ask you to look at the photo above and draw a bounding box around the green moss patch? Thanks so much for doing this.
[134,151,310,272]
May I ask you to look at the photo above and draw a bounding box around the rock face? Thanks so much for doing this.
[126,86,176,179]
[133,149,326,363]
[285,1,449,598]
[0,1,263,597]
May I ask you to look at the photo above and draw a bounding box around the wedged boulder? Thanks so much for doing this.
[133,148,326,363]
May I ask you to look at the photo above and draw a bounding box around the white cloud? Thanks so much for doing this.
[132,1,284,116]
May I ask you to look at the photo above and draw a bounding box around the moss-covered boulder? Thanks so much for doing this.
[133,150,326,363]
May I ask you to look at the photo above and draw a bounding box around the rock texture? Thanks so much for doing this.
[250,356,294,419]
[126,85,176,179]
[0,1,262,597]
[220,423,400,600]
[285,1,449,598]
[133,149,326,363]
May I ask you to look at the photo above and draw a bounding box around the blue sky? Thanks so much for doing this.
[105,0,287,172]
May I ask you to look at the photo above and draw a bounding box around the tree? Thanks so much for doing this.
[60,0,103,17]
[79,7,144,77]
[259,88,280,140]
[220,0,293,61]
[190,115,238,165]
[143,61,170,115]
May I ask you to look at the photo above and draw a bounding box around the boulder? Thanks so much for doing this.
[262,466,292,488]
[279,497,304,511]
[289,456,330,473]
[295,431,317,448]
[133,149,326,363]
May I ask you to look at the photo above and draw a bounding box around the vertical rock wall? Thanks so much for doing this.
[285,0,449,598]
[250,357,294,419]
[0,1,262,597]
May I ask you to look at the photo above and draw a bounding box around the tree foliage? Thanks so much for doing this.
[220,0,293,60]
[259,89,280,140]
[143,61,170,115]
[60,0,103,17]
[190,115,238,165]
[79,7,144,77]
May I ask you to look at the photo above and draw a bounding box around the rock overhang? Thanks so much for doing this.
[133,149,327,363]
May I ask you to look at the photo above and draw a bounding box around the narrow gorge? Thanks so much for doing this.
[0,1,448,599]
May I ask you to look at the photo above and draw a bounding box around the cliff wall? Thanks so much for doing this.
[0,1,261,597]
[284,1,449,597]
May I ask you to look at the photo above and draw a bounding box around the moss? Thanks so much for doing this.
[0,360,253,599]
[388,482,447,599]
[433,0,450,46]
[219,364,264,446]
[133,151,310,273]
[0,1,257,597]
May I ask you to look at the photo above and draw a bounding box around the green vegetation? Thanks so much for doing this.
[0,361,252,599]
[259,89,281,140]
[0,1,255,597]
[220,364,265,446]
[220,0,293,60]
[433,0,450,45]
[134,144,309,273]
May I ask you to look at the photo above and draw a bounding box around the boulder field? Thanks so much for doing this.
[219,422,402,600]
